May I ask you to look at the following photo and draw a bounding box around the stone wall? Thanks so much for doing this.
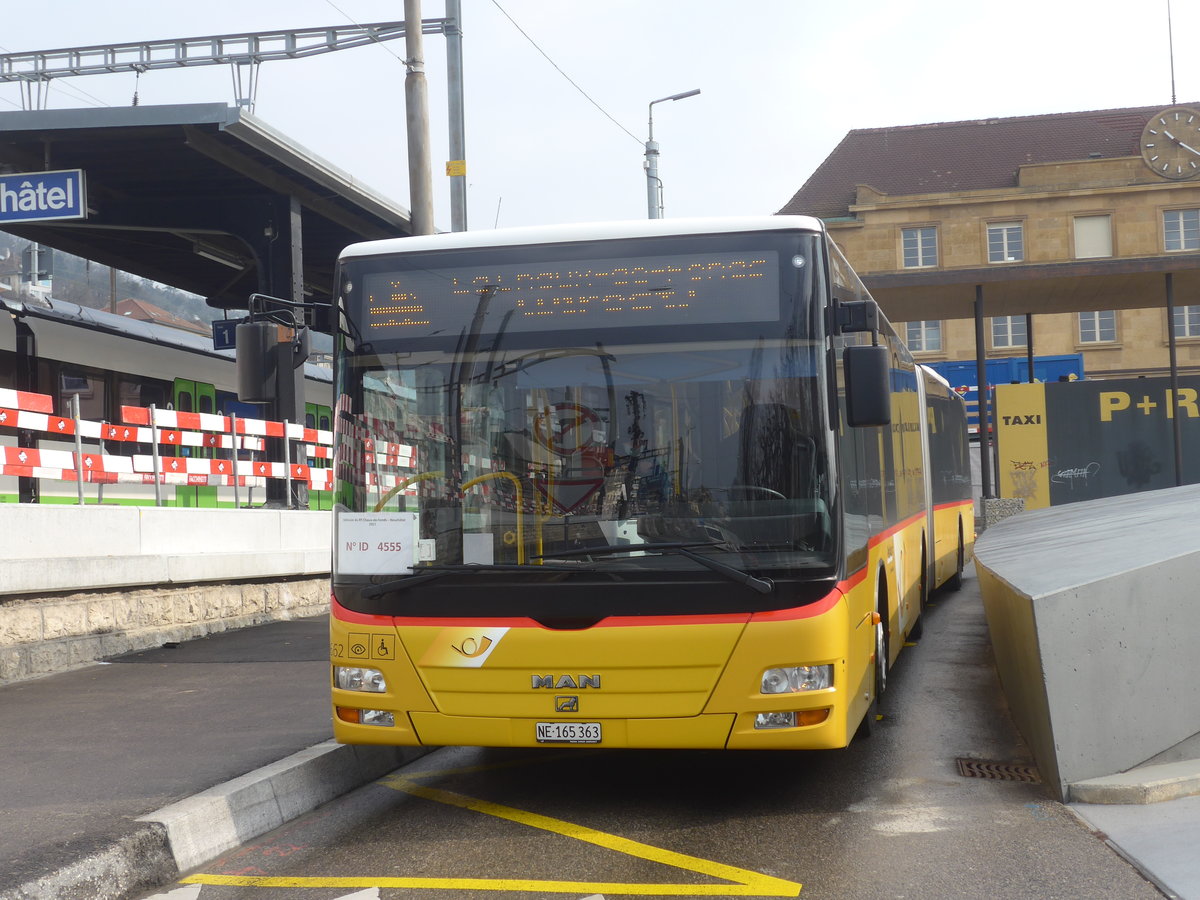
[0,576,329,684]
[0,506,332,684]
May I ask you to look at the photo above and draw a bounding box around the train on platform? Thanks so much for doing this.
[0,294,332,507]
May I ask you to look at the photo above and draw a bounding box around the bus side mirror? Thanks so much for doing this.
[844,344,891,427]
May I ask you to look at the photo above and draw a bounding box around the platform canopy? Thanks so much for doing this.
[0,102,412,311]
[863,256,1200,324]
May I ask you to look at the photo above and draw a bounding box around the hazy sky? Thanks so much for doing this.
[3,1,1197,233]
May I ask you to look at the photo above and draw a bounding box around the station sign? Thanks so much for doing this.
[0,169,87,224]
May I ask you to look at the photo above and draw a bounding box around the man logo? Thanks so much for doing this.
[556,696,579,712]
[531,674,601,689]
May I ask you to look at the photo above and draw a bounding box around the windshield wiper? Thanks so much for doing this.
[359,561,605,599]
[361,543,775,599]
[533,542,775,595]
[360,564,532,598]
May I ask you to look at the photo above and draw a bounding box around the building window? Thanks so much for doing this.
[1074,214,1113,259]
[987,222,1024,263]
[901,226,938,268]
[991,315,1027,349]
[1079,310,1116,343]
[905,320,942,352]
[1173,305,1200,339]
[1164,209,1200,252]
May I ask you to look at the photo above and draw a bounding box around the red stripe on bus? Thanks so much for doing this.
[331,594,395,626]
[749,587,844,622]
[866,509,927,549]
[333,593,851,629]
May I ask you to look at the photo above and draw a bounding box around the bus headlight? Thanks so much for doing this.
[336,706,395,727]
[334,666,387,693]
[761,665,833,694]
[754,709,830,729]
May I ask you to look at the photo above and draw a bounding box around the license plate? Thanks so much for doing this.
[535,721,602,744]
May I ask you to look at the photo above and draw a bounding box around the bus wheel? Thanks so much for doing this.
[908,545,928,640]
[945,524,965,591]
[856,591,889,741]
[874,594,889,699]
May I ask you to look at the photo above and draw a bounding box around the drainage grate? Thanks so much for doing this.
[956,758,1041,783]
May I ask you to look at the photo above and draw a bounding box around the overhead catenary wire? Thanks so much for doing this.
[489,0,641,145]
[324,0,639,145]
[322,0,409,65]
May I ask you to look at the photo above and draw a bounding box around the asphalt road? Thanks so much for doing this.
[133,567,1165,900]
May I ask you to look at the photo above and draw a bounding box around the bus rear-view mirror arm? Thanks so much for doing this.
[832,299,892,428]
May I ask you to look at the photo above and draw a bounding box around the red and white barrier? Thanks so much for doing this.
[1,388,334,498]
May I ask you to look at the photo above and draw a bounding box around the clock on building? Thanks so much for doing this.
[1140,107,1200,179]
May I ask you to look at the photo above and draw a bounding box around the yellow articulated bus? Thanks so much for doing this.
[328,217,973,750]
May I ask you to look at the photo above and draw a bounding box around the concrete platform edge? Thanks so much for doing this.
[141,740,433,873]
[1069,759,1200,805]
[0,741,429,900]
[0,823,175,900]
[1063,806,1184,900]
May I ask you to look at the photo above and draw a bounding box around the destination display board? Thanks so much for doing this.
[361,250,780,339]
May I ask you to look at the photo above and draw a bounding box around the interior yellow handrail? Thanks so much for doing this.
[372,471,445,512]
[461,471,528,564]
[373,469,536,565]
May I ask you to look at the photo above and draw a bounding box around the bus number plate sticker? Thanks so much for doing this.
[337,512,419,575]
[536,722,602,743]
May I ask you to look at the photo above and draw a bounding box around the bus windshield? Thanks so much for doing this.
[333,229,836,614]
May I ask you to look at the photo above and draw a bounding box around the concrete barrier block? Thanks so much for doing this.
[2,505,143,558]
[1,556,170,596]
[279,509,331,552]
[139,507,280,555]
[163,551,313,584]
[976,484,1200,800]
[300,549,332,575]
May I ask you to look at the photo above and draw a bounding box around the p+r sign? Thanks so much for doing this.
[0,170,87,224]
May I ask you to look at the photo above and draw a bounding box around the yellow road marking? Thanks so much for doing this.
[184,756,803,896]
[184,874,793,895]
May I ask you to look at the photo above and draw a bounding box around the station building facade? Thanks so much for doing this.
[780,104,1200,380]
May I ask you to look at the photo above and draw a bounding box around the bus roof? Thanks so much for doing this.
[338,215,827,261]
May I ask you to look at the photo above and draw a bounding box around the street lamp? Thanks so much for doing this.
[645,88,700,219]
